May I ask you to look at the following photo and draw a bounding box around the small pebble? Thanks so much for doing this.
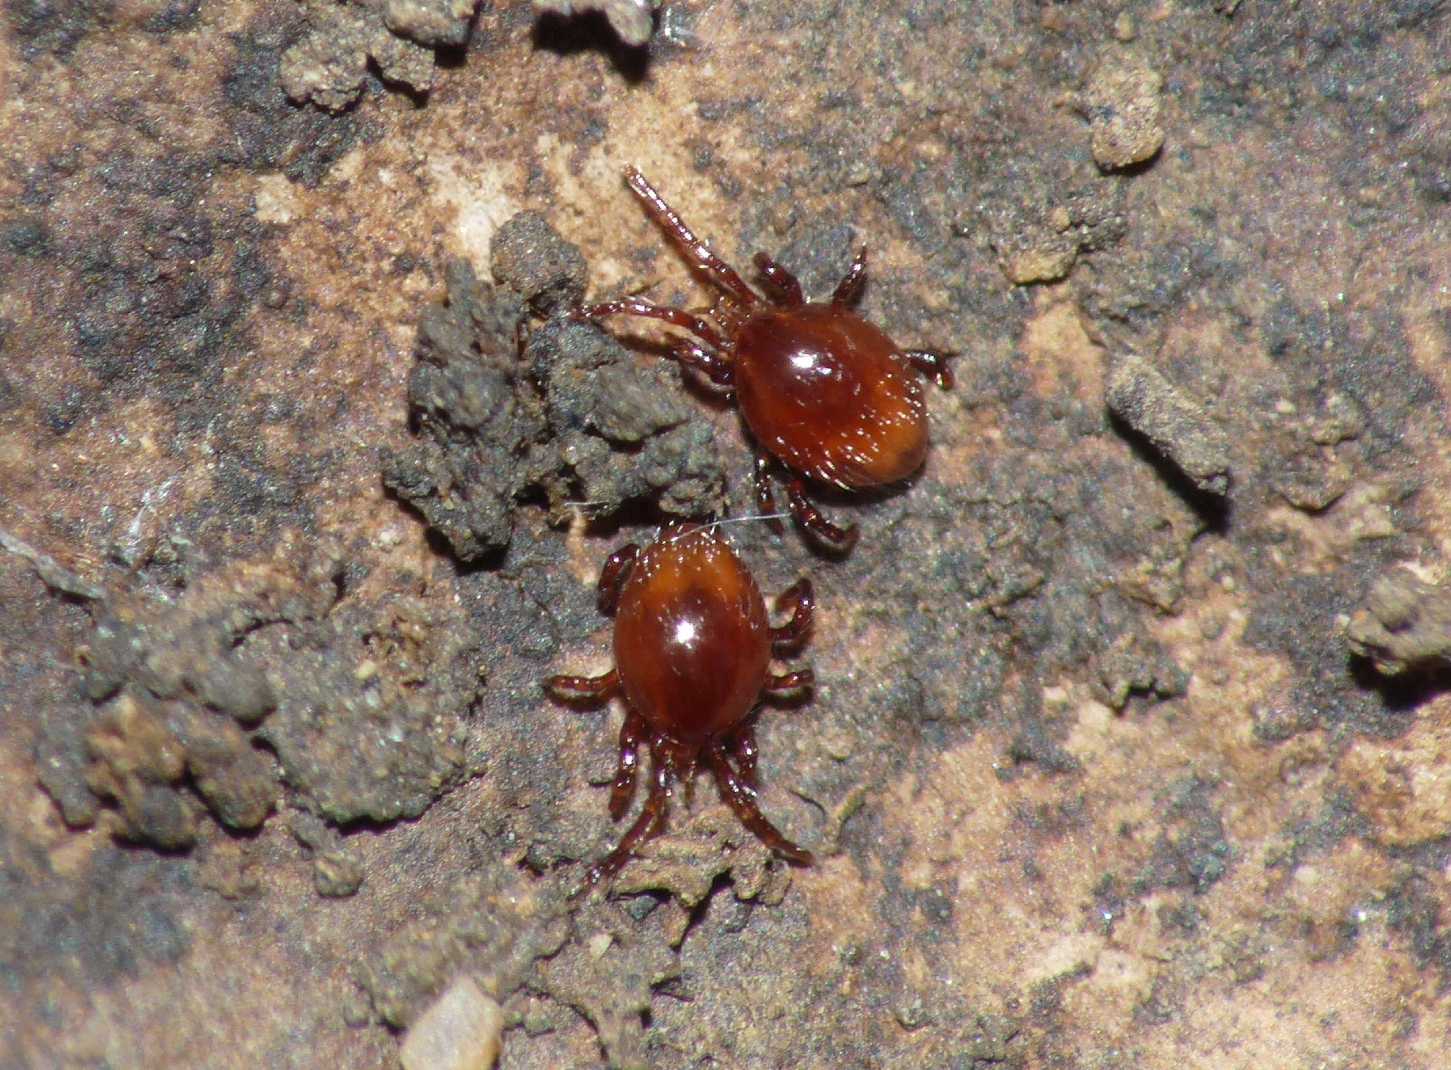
[400,976,504,1070]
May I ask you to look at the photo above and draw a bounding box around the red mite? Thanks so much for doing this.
[577,166,953,552]
[545,522,815,886]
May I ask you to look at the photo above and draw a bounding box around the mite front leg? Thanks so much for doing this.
[752,252,805,308]
[903,349,954,390]
[669,339,735,389]
[544,668,620,705]
[785,477,859,554]
[624,166,760,309]
[831,245,868,307]
[597,544,639,615]
[608,709,647,820]
[706,740,813,865]
[769,579,814,656]
[574,297,729,352]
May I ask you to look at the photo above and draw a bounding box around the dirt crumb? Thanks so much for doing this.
[1107,354,1232,497]
[381,259,535,562]
[533,0,658,46]
[279,3,444,110]
[491,211,589,315]
[1080,61,1166,170]
[1347,567,1451,676]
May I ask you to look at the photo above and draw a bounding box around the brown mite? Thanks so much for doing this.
[544,522,816,887]
[576,165,953,553]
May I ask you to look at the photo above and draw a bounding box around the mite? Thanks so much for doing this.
[577,165,953,553]
[544,522,816,887]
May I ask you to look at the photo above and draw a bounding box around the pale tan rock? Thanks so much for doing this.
[399,976,504,1070]
[1082,62,1165,169]
[1001,243,1077,284]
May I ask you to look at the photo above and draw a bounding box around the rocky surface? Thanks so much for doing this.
[3,1,1450,1067]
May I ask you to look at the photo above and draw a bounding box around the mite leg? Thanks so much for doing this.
[608,709,647,820]
[707,740,813,865]
[574,297,730,351]
[670,339,735,388]
[624,166,760,309]
[903,349,954,390]
[831,245,868,307]
[764,668,815,699]
[545,668,620,705]
[769,579,814,656]
[585,751,675,887]
[729,722,759,788]
[752,252,805,308]
[597,544,639,616]
[785,478,859,554]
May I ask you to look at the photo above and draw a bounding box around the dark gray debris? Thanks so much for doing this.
[525,318,725,521]
[386,257,723,557]
[1347,568,1451,676]
[289,811,366,897]
[279,5,437,110]
[381,259,538,562]
[1093,630,1191,710]
[976,164,1128,285]
[533,0,658,46]
[1107,355,1232,497]
[384,0,474,47]
[257,593,486,824]
[40,539,342,846]
[491,211,589,315]
[357,865,570,1029]
[38,536,486,848]
[530,318,689,444]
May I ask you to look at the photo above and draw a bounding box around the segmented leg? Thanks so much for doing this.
[753,252,805,307]
[585,750,675,887]
[765,668,815,698]
[545,668,620,705]
[624,166,760,309]
[831,245,868,306]
[597,544,639,615]
[729,722,759,788]
[706,740,813,864]
[670,339,735,388]
[770,579,814,656]
[608,710,647,820]
[785,478,859,554]
[575,297,729,351]
[903,349,954,390]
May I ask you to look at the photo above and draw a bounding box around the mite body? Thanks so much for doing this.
[577,166,951,552]
[545,523,815,886]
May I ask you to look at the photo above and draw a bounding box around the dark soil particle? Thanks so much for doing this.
[523,317,724,518]
[384,237,724,561]
[1107,354,1232,497]
[490,209,590,315]
[222,23,370,184]
[1347,567,1451,677]
[381,257,537,562]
